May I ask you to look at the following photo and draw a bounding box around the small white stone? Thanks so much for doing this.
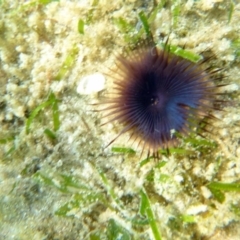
[201,186,212,199]
[185,0,194,10]
[227,161,236,169]
[77,72,105,95]
[6,83,18,93]
[15,106,25,118]
[19,53,30,69]
[5,112,13,121]
[205,163,215,181]
[15,45,25,52]
[219,128,228,137]
[186,204,208,215]
[174,175,184,183]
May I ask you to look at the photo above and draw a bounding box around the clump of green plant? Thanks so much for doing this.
[207,182,240,203]
[26,92,60,140]
[54,46,79,81]
[32,161,163,239]
[113,0,166,45]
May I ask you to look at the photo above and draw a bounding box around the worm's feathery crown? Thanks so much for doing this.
[102,46,220,156]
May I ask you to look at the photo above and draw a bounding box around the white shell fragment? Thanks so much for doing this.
[186,204,208,215]
[77,72,105,95]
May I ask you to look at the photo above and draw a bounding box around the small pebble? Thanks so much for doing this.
[186,204,208,215]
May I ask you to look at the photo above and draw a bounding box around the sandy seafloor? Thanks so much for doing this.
[1,0,240,239]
